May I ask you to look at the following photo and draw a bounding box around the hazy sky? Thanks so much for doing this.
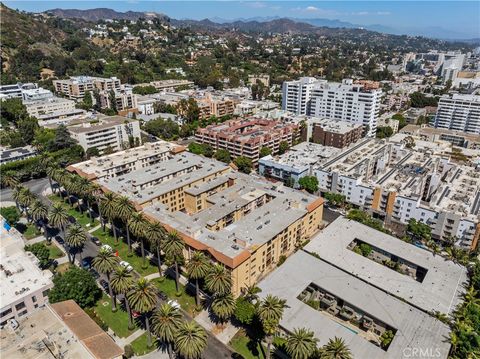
[5,1,480,38]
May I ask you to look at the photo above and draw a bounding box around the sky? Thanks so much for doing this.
[4,1,480,39]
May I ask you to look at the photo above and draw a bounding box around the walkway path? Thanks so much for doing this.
[195,310,240,345]
[113,328,146,348]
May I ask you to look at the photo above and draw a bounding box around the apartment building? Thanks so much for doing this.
[400,124,480,149]
[434,94,480,134]
[259,138,480,249]
[0,217,54,326]
[195,118,299,165]
[248,74,270,87]
[282,78,382,137]
[308,118,363,147]
[53,76,121,100]
[134,79,194,92]
[0,82,37,99]
[24,97,76,118]
[21,88,53,102]
[0,145,38,164]
[258,249,452,359]
[68,145,324,296]
[98,89,138,116]
[309,79,382,137]
[281,77,316,115]
[2,301,123,359]
[67,115,141,153]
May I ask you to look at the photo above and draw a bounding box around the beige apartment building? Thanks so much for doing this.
[98,89,138,116]
[68,142,324,296]
[53,76,121,100]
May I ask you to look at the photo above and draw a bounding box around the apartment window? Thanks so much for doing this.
[15,302,26,311]
[18,310,28,317]
[1,308,12,317]
[42,289,50,298]
[32,296,37,303]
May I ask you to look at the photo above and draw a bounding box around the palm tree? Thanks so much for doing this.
[128,212,148,265]
[257,295,287,359]
[100,192,118,239]
[77,177,95,223]
[53,169,69,200]
[205,263,231,296]
[163,231,185,293]
[174,320,208,359]
[152,303,184,359]
[145,222,166,276]
[12,185,25,212]
[18,187,36,220]
[128,278,158,348]
[49,203,70,238]
[285,328,318,359]
[45,164,58,194]
[30,200,48,235]
[63,173,79,207]
[243,284,262,304]
[186,251,210,307]
[321,337,352,359]
[1,172,18,188]
[93,247,120,311]
[210,293,236,323]
[110,266,135,329]
[115,196,135,251]
[64,223,88,264]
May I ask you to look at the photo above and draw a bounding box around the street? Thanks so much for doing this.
[0,177,50,202]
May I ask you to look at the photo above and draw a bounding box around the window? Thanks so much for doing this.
[1,308,12,317]
[15,302,26,311]
[32,296,37,303]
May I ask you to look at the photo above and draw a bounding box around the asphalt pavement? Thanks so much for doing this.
[0,177,50,203]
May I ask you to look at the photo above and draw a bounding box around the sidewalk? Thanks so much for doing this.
[194,309,240,345]
[114,328,145,347]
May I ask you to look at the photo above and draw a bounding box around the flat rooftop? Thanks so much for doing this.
[67,115,137,134]
[303,217,468,314]
[260,142,341,171]
[0,305,91,359]
[258,250,452,359]
[0,218,53,308]
[308,117,363,134]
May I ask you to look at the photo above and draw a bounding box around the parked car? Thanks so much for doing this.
[158,291,168,301]
[81,257,93,269]
[89,268,100,279]
[99,279,109,292]
[132,310,141,318]
[119,261,133,272]
[55,236,64,245]
[168,299,180,309]
[101,244,113,253]
[91,236,101,246]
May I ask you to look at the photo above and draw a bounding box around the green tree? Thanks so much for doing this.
[128,212,148,267]
[285,327,318,359]
[188,142,206,155]
[49,203,70,238]
[234,297,256,325]
[86,147,100,159]
[234,156,252,174]
[49,266,101,308]
[128,278,158,348]
[298,176,318,194]
[30,200,48,232]
[144,118,180,140]
[174,321,208,359]
[0,98,28,123]
[65,223,88,264]
[1,172,19,188]
[278,141,289,155]
[93,247,120,311]
[323,192,346,207]
[211,293,236,323]
[51,124,76,150]
[0,206,20,226]
[152,303,184,359]
[407,218,431,242]
[205,263,231,296]
[186,251,211,307]
[145,222,166,276]
[214,149,231,163]
[259,146,272,158]
[321,337,352,359]
[163,231,185,293]
[380,330,395,349]
[100,192,119,240]
[114,196,135,252]
[376,126,393,139]
[257,295,287,359]
[25,242,50,268]
[110,266,135,329]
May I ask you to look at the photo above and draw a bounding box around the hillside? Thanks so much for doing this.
[46,7,169,22]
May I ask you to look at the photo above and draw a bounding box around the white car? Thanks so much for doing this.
[119,261,133,272]
[100,244,113,253]
[168,299,180,309]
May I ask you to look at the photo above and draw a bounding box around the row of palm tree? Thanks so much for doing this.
[91,248,208,359]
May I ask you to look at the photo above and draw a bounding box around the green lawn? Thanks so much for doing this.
[130,332,157,356]
[55,262,73,274]
[153,277,198,315]
[40,241,65,259]
[17,223,41,240]
[94,294,136,338]
[48,194,98,228]
[92,228,158,276]
[230,331,266,359]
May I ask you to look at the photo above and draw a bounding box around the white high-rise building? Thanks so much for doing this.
[309,79,382,137]
[281,77,316,115]
[434,94,480,134]
[282,78,382,137]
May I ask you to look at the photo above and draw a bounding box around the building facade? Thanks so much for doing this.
[24,97,76,118]
[434,94,480,134]
[53,76,122,100]
[281,77,316,115]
